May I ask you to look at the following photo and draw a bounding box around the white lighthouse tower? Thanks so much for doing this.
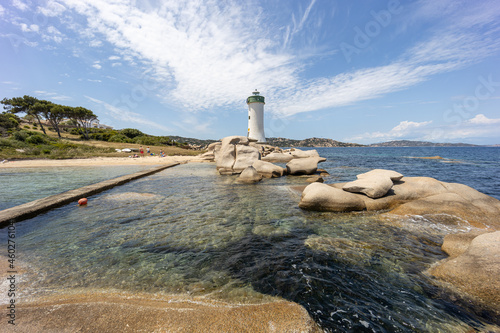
[247,89,266,143]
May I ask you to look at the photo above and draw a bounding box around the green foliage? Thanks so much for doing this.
[0,112,21,136]
[24,125,30,129]
[134,135,158,145]
[13,131,28,142]
[26,133,48,144]
[120,128,144,139]
[108,133,130,143]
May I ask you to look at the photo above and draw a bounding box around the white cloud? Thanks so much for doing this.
[467,114,500,125]
[92,61,101,69]
[34,90,72,101]
[37,0,66,17]
[85,95,173,132]
[347,114,500,143]
[0,5,5,16]
[108,55,120,60]
[43,0,500,119]
[12,0,29,11]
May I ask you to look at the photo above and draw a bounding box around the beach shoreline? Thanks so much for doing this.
[0,156,208,168]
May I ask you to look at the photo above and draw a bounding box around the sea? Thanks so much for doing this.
[0,147,499,332]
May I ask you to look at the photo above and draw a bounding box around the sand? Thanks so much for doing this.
[0,156,209,168]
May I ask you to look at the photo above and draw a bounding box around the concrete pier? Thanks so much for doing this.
[0,162,179,226]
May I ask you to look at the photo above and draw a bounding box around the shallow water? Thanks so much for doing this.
[0,165,153,210]
[3,150,500,332]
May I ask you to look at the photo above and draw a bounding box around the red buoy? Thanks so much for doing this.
[78,198,88,206]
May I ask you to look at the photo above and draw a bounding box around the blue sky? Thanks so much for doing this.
[1,0,499,144]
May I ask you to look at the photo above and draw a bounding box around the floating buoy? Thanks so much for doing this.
[78,198,88,206]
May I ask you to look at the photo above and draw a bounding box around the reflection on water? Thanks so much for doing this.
[6,162,499,332]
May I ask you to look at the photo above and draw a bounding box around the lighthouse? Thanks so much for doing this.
[246,89,266,143]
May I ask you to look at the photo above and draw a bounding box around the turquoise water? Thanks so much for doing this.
[0,165,154,210]
[1,147,500,332]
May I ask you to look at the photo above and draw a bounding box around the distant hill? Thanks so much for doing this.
[368,140,478,147]
[266,137,364,147]
[168,136,217,148]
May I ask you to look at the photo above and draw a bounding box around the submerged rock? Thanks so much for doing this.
[103,192,161,201]
[236,166,262,184]
[428,231,500,317]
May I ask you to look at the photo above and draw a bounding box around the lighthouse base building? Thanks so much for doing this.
[246,90,266,143]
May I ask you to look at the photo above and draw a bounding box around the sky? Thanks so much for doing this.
[1,0,499,145]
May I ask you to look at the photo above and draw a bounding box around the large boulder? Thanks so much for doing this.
[357,169,403,182]
[290,149,320,159]
[286,157,326,175]
[215,136,260,175]
[342,176,394,199]
[342,169,403,199]
[428,231,500,315]
[233,145,261,173]
[298,182,366,212]
[236,166,262,184]
[262,152,294,163]
[252,160,286,178]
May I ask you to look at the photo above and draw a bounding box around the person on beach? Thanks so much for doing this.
[140,146,144,157]
[147,146,150,154]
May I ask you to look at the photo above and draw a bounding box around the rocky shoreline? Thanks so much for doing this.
[206,136,500,322]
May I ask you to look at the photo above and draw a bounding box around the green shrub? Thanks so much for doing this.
[134,135,158,145]
[26,134,48,144]
[24,125,30,129]
[109,134,130,143]
[13,131,28,142]
[42,148,51,154]
[121,128,144,139]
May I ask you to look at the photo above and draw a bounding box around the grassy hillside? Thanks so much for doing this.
[0,122,202,160]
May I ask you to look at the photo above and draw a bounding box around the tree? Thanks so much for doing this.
[1,95,47,134]
[44,103,68,138]
[67,106,97,140]
[0,112,20,137]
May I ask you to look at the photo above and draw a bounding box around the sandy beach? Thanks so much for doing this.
[0,155,208,168]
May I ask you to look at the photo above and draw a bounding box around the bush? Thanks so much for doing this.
[24,125,30,129]
[26,134,48,144]
[109,134,130,143]
[121,128,144,139]
[134,135,158,145]
[42,148,51,154]
[13,131,28,142]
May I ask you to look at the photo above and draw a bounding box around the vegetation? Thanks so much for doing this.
[0,95,203,159]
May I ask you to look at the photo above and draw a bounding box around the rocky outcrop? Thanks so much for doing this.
[298,182,366,212]
[290,148,320,159]
[428,231,500,316]
[286,157,326,175]
[215,136,260,175]
[236,166,262,184]
[262,152,294,163]
[252,160,286,178]
[342,169,403,199]
[298,170,500,229]
[199,142,221,161]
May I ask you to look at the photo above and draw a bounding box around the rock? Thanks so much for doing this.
[357,169,403,182]
[252,160,285,178]
[343,175,394,199]
[298,183,366,212]
[291,149,320,159]
[306,175,324,183]
[286,157,326,175]
[233,145,261,173]
[262,152,294,163]
[103,192,160,201]
[317,169,330,176]
[428,231,500,315]
[236,166,262,184]
[440,231,489,257]
[299,176,500,230]
[305,236,374,266]
[216,136,260,175]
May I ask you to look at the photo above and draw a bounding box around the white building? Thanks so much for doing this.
[246,90,266,143]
